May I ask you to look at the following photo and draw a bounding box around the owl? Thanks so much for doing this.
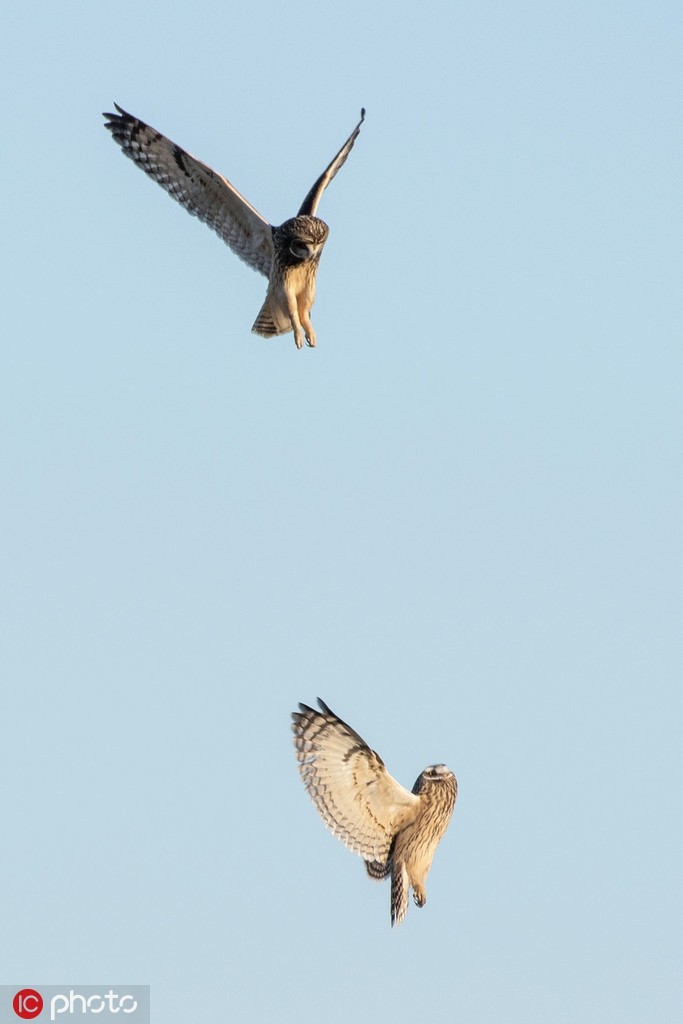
[103,104,365,348]
[292,699,457,926]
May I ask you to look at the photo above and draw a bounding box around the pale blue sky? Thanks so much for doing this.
[2,1,682,1021]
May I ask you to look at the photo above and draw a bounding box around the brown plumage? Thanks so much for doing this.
[103,104,364,348]
[292,699,457,926]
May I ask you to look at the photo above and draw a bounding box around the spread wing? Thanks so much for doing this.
[292,698,419,863]
[103,104,274,277]
[297,109,365,217]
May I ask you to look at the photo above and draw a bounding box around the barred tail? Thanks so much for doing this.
[251,297,291,338]
[391,863,410,927]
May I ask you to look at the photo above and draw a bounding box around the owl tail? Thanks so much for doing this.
[251,296,291,337]
[390,863,411,927]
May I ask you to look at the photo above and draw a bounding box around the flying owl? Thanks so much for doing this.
[103,104,365,349]
[292,699,457,926]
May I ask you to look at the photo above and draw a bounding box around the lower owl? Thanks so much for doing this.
[292,699,457,926]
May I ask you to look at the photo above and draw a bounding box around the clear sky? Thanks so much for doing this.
[2,1,682,1021]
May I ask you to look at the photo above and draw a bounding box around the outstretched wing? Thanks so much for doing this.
[103,104,274,277]
[292,698,418,863]
[297,109,365,217]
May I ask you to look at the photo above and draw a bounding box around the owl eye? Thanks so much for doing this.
[290,241,311,260]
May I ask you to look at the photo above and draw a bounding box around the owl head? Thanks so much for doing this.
[276,215,330,264]
[412,763,457,798]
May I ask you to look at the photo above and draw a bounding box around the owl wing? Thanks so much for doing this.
[292,698,419,863]
[297,109,365,217]
[103,104,274,277]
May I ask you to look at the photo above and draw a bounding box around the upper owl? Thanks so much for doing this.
[103,104,365,349]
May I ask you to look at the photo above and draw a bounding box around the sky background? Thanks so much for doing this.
[2,1,682,1021]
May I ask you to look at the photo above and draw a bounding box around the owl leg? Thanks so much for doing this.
[294,289,317,348]
[283,288,305,349]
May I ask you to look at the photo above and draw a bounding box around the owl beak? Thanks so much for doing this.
[306,242,323,259]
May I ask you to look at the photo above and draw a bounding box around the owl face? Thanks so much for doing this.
[276,215,330,265]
